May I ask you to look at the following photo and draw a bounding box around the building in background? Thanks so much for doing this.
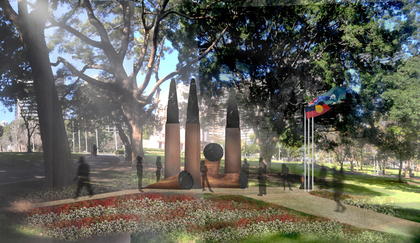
[15,77,65,121]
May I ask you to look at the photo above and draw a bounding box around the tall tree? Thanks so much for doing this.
[46,0,238,167]
[198,2,416,168]
[379,55,420,181]
[0,1,75,187]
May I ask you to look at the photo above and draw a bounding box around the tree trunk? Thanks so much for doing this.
[383,159,386,175]
[130,123,144,168]
[116,122,132,161]
[26,126,32,153]
[404,161,410,178]
[360,146,363,170]
[13,1,75,187]
[398,158,403,182]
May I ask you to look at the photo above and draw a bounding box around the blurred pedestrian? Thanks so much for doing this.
[242,159,250,188]
[74,157,93,198]
[201,160,213,192]
[257,158,267,196]
[137,156,144,192]
[282,163,292,191]
[332,167,346,213]
[319,164,328,189]
[156,156,162,182]
[92,144,97,156]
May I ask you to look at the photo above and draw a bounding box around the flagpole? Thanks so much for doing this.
[312,117,314,191]
[307,114,310,191]
[304,110,306,192]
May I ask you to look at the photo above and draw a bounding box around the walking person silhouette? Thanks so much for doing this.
[332,167,346,213]
[282,163,292,191]
[74,157,93,199]
[92,144,97,156]
[242,159,250,188]
[137,156,144,192]
[156,156,162,182]
[201,160,213,192]
[257,158,267,196]
[319,165,328,189]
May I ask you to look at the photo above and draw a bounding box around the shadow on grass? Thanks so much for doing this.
[0,212,47,243]
[393,207,420,224]
[340,183,385,197]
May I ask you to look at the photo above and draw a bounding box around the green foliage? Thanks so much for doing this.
[241,140,260,157]
[114,148,124,155]
[0,8,32,110]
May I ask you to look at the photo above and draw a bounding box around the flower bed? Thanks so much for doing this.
[309,190,400,217]
[23,193,401,242]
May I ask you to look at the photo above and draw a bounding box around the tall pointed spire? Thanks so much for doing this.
[167,79,179,123]
[185,78,201,188]
[226,91,239,128]
[186,78,199,124]
[225,90,241,173]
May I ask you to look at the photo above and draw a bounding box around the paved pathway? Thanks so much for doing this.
[0,154,122,186]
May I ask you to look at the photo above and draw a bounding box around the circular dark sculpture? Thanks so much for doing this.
[178,171,194,190]
[203,143,224,162]
[239,172,248,189]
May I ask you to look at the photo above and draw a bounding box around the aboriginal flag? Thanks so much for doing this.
[305,102,331,119]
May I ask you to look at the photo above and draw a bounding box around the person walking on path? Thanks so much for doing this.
[318,164,328,189]
[242,159,250,188]
[92,144,98,156]
[281,163,292,191]
[137,156,144,192]
[257,158,267,196]
[156,156,162,182]
[74,157,94,198]
[201,160,213,192]
[332,167,346,213]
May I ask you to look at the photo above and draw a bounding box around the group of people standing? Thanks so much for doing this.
[74,154,345,213]
[241,158,346,212]
[136,155,163,192]
[248,158,293,196]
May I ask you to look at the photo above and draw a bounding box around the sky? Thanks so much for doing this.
[0,2,179,124]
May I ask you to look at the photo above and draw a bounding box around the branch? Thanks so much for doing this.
[142,23,231,103]
[0,1,23,33]
[117,2,132,62]
[59,78,82,104]
[48,17,103,49]
[131,30,151,83]
[83,0,118,59]
[291,33,317,69]
[143,95,160,122]
[160,0,221,21]
[137,1,169,94]
[53,57,129,97]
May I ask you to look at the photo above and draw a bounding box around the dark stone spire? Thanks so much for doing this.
[166,79,179,123]
[226,90,239,128]
[186,78,199,124]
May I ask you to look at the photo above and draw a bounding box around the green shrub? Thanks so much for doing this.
[114,149,124,155]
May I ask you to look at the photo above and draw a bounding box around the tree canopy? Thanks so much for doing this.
[197,1,418,168]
